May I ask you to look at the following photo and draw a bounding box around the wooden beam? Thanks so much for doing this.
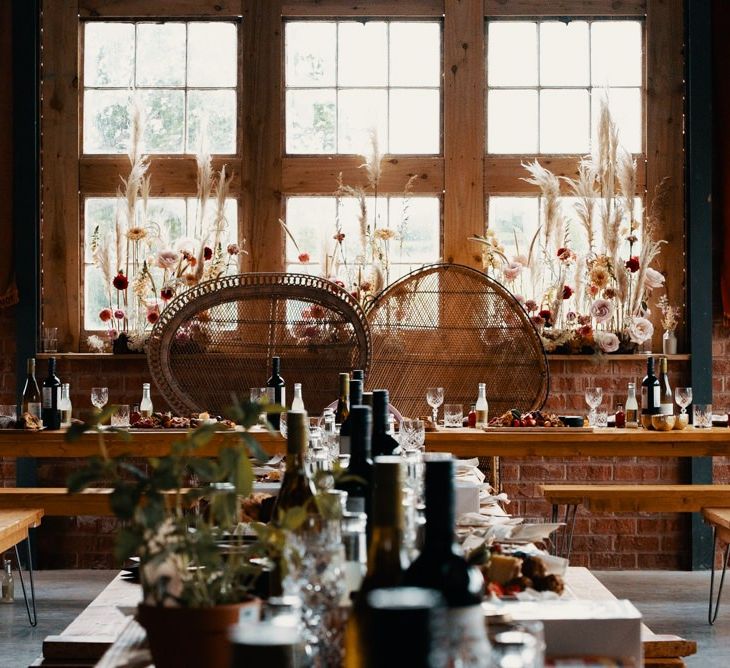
[646,0,685,352]
[241,1,284,272]
[80,157,243,196]
[282,0,444,17]
[485,0,646,16]
[443,0,485,267]
[41,1,81,350]
[486,156,647,195]
[282,156,443,194]
[79,0,243,18]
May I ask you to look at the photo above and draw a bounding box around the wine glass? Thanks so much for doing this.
[675,387,692,415]
[584,387,603,426]
[426,387,444,425]
[91,387,108,412]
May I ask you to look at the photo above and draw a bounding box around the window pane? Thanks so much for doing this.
[135,23,186,87]
[285,196,440,288]
[186,199,238,247]
[187,23,237,87]
[84,198,118,263]
[83,90,131,154]
[285,22,337,87]
[138,90,185,153]
[84,23,134,87]
[540,21,589,87]
[591,88,642,154]
[338,22,388,87]
[145,198,187,243]
[389,89,439,154]
[390,22,441,87]
[540,89,589,154]
[338,89,388,154]
[286,90,336,153]
[187,90,237,154]
[488,197,540,259]
[591,21,642,87]
[488,89,537,153]
[487,22,537,86]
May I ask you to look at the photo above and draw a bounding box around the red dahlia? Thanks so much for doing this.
[112,271,128,290]
[204,246,213,260]
[562,285,574,299]
[625,256,640,273]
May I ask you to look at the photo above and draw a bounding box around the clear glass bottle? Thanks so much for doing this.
[475,382,489,428]
[1,559,13,603]
[291,382,305,412]
[625,382,639,428]
[140,383,153,418]
[59,383,73,428]
[22,357,42,420]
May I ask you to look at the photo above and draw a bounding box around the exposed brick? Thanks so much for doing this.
[615,535,660,552]
[588,552,638,570]
[589,518,638,535]
[614,464,660,481]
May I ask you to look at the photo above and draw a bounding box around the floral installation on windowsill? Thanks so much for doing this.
[473,99,671,356]
[281,130,420,317]
[86,100,244,354]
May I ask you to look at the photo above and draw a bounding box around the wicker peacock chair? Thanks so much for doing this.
[365,263,549,422]
[147,273,371,417]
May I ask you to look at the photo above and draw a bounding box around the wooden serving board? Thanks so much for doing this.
[484,426,594,433]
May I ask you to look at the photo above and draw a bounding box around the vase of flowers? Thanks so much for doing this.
[472,99,671,356]
[658,295,680,355]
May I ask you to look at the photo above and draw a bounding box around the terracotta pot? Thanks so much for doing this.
[138,599,259,668]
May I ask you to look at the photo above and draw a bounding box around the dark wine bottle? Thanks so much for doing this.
[335,372,350,425]
[659,357,673,415]
[271,410,317,520]
[362,392,373,408]
[641,356,661,427]
[41,357,62,430]
[267,356,285,430]
[21,358,42,421]
[339,378,363,455]
[359,455,406,595]
[352,369,365,385]
[337,405,372,515]
[404,453,489,663]
[371,390,398,458]
[346,456,406,668]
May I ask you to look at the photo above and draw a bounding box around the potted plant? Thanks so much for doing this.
[66,399,273,668]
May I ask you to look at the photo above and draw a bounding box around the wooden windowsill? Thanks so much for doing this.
[35,352,691,362]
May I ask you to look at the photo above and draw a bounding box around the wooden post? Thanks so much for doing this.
[444,0,485,268]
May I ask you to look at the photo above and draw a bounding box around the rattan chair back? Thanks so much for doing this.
[365,263,549,421]
[147,273,371,416]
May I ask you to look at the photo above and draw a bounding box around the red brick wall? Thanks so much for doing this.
[1,304,728,569]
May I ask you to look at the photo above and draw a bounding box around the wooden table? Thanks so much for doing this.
[3,426,730,459]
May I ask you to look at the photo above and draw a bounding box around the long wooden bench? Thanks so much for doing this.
[702,508,730,625]
[540,484,730,558]
[0,487,200,516]
[1,508,44,627]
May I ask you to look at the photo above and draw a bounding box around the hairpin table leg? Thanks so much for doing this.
[14,537,37,627]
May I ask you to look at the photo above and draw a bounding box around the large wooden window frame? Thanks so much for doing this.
[41,0,683,352]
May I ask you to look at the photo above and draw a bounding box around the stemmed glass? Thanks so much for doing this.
[426,387,444,425]
[584,387,603,426]
[675,387,693,415]
[91,387,108,413]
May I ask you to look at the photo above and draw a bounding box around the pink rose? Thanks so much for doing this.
[590,299,613,325]
[644,267,665,290]
[628,317,654,344]
[595,331,620,353]
[503,261,522,282]
[155,250,179,270]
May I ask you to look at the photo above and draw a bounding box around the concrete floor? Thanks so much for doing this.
[0,569,116,668]
[0,570,728,667]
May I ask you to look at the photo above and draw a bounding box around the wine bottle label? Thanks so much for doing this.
[42,388,52,408]
[641,387,661,411]
[448,606,491,666]
[660,402,674,415]
[475,409,488,427]
[339,434,351,455]
[27,402,41,418]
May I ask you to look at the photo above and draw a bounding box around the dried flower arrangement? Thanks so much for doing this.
[473,99,671,355]
[87,100,243,353]
[282,131,418,310]
[657,295,681,333]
